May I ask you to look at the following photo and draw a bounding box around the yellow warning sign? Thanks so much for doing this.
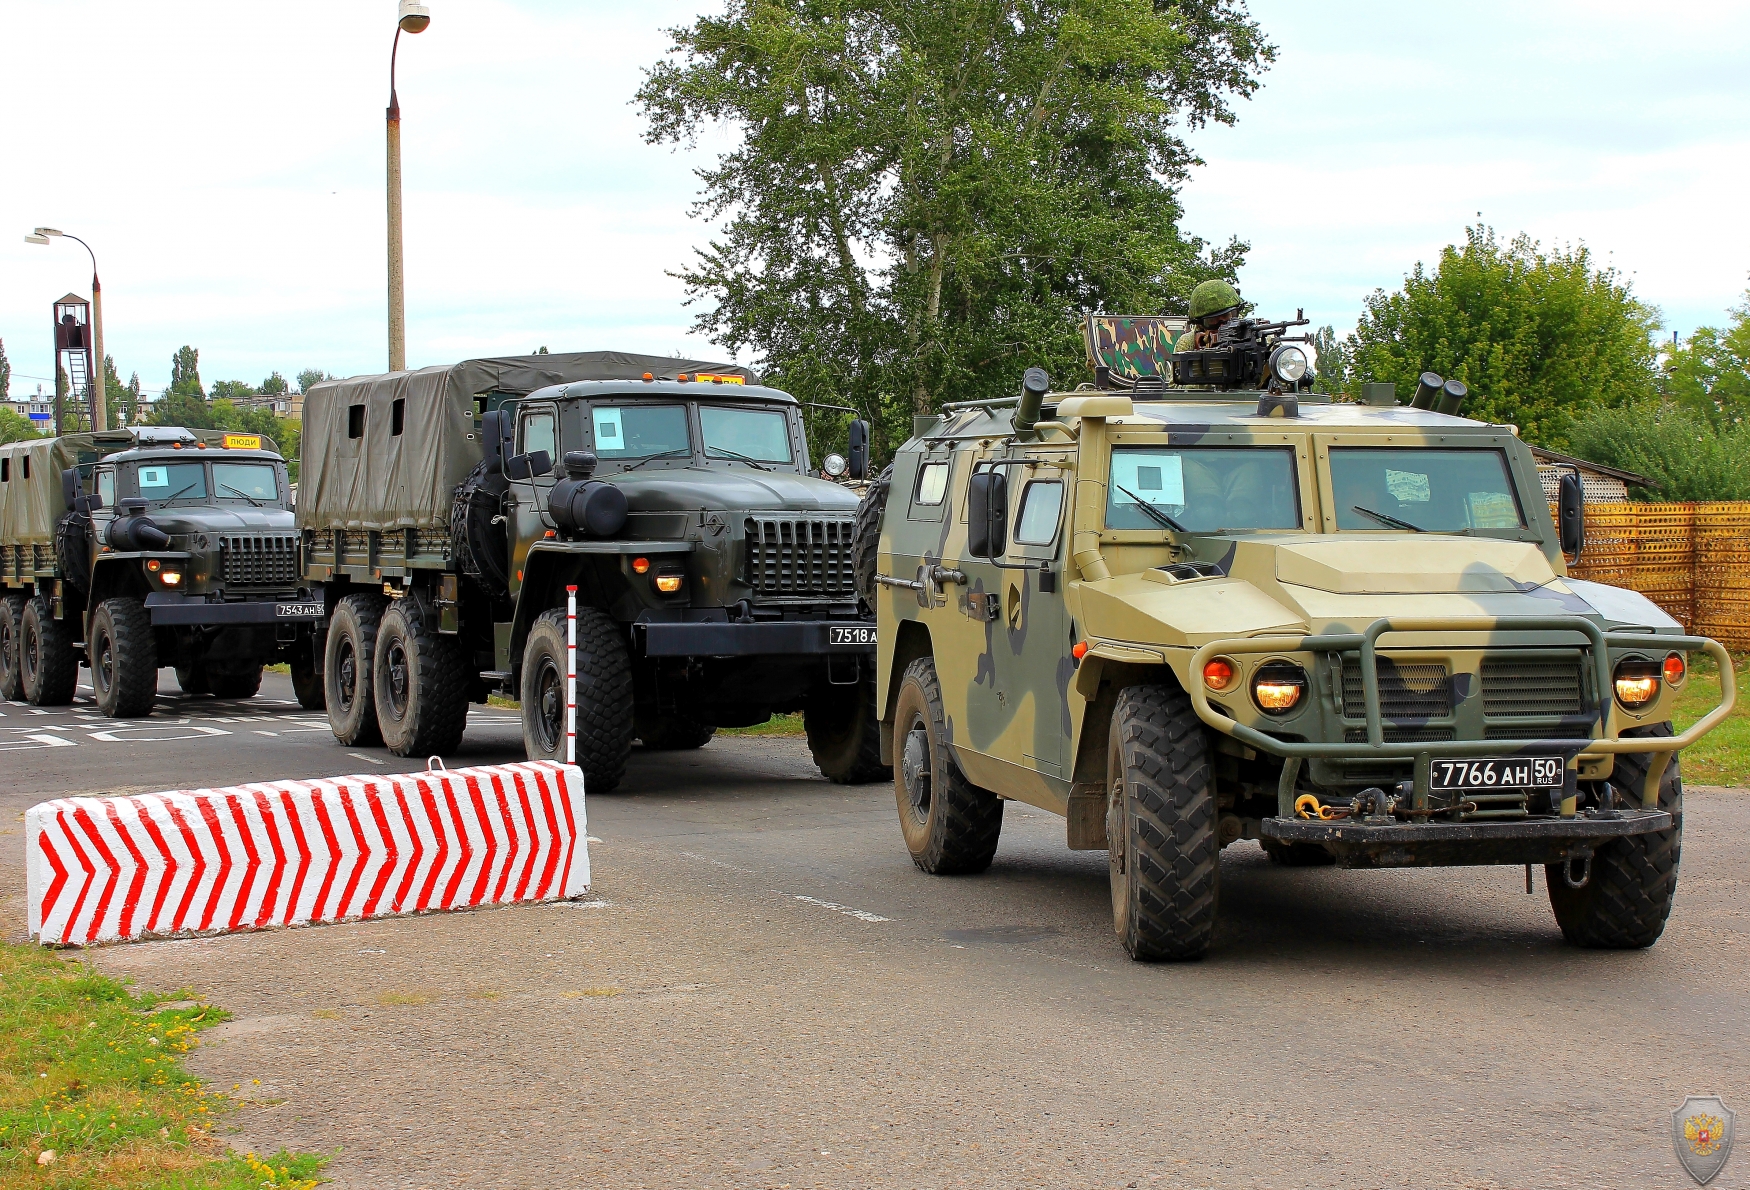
[221,434,262,450]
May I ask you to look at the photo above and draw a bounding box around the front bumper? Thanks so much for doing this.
[636,619,876,658]
[144,592,323,626]
[1262,807,1672,868]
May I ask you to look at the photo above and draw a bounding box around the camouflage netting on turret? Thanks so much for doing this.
[297,352,753,531]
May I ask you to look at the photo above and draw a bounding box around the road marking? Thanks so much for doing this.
[253,730,278,737]
[789,894,891,923]
[87,725,232,743]
[348,752,384,765]
[0,734,79,751]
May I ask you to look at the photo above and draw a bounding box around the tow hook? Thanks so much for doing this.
[1563,850,1593,889]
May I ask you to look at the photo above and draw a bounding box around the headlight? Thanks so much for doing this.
[1269,345,1308,384]
[823,453,848,478]
[1251,660,1307,715]
[1613,658,1660,709]
[654,574,684,594]
[160,570,182,586]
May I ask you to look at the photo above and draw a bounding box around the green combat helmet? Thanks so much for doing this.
[1187,278,1242,320]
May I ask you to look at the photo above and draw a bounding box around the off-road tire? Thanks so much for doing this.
[892,656,1003,873]
[852,463,892,609]
[325,594,385,747]
[90,597,159,718]
[54,513,92,595]
[21,594,78,707]
[175,665,212,696]
[0,594,26,701]
[806,670,891,784]
[373,599,470,757]
[210,665,264,701]
[1263,841,1336,867]
[451,460,511,594]
[521,607,634,792]
[636,714,716,750]
[1107,683,1219,961]
[291,653,326,710]
[1547,723,1682,949]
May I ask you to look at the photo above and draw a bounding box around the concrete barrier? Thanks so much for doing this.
[26,760,588,947]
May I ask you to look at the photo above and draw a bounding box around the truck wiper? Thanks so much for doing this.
[1115,484,1187,532]
[703,446,772,471]
[156,481,200,504]
[1351,505,1425,532]
[219,482,264,507]
[619,447,693,474]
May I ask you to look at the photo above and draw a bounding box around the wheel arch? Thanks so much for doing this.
[1069,658,1182,789]
[878,618,934,765]
[509,549,634,677]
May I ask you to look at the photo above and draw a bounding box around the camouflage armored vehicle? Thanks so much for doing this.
[855,314,1734,961]
[0,427,321,716]
[297,352,886,791]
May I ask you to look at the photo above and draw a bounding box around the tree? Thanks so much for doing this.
[296,368,331,394]
[1659,288,1750,429]
[168,346,204,400]
[261,371,290,395]
[102,355,132,429]
[123,373,144,428]
[209,380,257,402]
[639,0,1273,454]
[1309,325,1348,396]
[1343,226,1660,448]
[0,407,41,444]
[1568,401,1750,502]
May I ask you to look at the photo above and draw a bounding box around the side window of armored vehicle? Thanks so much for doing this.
[908,459,951,522]
[1107,446,1298,532]
[1328,448,1524,532]
[590,405,690,459]
[520,408,558,464]
[700,406,794,464]
[1013,480,1065,546]
[96,467,116,509]
[137,462,207,504]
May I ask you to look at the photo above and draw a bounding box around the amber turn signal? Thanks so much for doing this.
[1202,657,1236,692]
[1663,653,1686,685]
[1071,641,1089,660]
[631,557,651,574]
[654,574,683,594]
[146,559,161,572]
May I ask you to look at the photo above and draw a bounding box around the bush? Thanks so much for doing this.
[1566,401,1750,501]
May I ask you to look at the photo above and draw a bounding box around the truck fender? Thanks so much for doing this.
[508,541,692,672]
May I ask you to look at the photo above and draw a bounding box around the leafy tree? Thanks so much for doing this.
[260,371,290,395]
[0,407,42,444]
[1659,288,1750,429]
[533,346,550,355]
[168,346,204,400]
[209,379,257,402]
[1309,325,1348,395]
[1343,226,1660,448]
[1568,400,1750,502]
[148,390,214,430]
[102,355,132,428]
[639,0,1273,455]
[296,368,332,394]
[0,337,10,402]
[123,373,144,428]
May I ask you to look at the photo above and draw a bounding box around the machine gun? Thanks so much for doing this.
[1170,309,1313,391]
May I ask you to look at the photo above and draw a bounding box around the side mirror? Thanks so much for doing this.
[75,494,103,516]
[1557,471,1584,563]
[481,410,505,469]
[967,470,1008,558]
[505,453,532,481]
[847,419,870,481]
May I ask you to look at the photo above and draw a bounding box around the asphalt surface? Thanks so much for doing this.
[2,671,1747,1189]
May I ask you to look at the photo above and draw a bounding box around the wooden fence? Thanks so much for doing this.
[1561,502,1750,649]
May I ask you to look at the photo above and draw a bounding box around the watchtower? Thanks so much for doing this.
[52,293,94,435]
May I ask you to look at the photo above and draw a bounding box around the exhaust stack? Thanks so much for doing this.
[1015,367,1051,438]
[1435,378,1468,416]
[1410,372,1444,410]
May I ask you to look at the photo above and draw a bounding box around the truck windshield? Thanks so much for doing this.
[591,404,690,459]
[136,461,207,503]
[1328,448,1524,532]
[1106,446,1299,531]
[212,462,279,504]
[700,407,794,464]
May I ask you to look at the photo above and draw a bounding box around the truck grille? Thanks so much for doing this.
[1481,658,1585,716]
[1341,661,1451,719]
[221,534,299,587]
[744,515,856,599]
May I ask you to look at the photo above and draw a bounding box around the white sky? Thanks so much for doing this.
[2,0,1746,399]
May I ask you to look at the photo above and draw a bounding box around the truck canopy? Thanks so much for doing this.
[298,351,755,531]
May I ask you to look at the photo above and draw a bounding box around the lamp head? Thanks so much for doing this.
[24,234,50,246]
[397,1,431,32]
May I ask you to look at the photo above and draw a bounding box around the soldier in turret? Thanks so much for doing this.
[1175,279,1245,352]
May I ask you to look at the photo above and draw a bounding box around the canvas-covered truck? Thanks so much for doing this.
[0,427,322,716]
[853,314,1735,962]
[296,351,888,792]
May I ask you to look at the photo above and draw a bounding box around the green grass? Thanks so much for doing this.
[0,942,324,1189]
[479,699,806,737]
[1670,653,1750,787]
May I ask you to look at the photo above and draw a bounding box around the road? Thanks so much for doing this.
[2,672,1746,1189]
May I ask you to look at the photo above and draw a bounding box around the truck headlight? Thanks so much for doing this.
[1269,345,1308,384]
[1251,660,1307,715]
[654,574,684,594]
[1613,659,1660,709]
[823,453,848,478]
[160,570,182,586]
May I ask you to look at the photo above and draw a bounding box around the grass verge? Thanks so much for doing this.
[0,941,323,1189]
[1669,653,1750,787]
[480,699,806,737]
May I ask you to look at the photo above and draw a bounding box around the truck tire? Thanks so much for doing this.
[892,656,1002,873]
[325,594,384,747]
[1547,723,1682,949]
[1106,683,1219,961]
[211,665,264,700]
[636,714,716,750]
[291,653,326,710]
[852,463,892,609]
[451,460,511,594]
[54,513,92,595]
[175,665,212,696]
[806,670,891,784]
[21,594,78,707]
[90,597,159,718]
[521,607,633,792]
[373,598,469,757]
[0,594,26,701]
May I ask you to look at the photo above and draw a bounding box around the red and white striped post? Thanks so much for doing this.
[565,585,577,765]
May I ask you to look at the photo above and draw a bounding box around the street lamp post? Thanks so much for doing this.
[387,1,432,373]
[25,228,106,429]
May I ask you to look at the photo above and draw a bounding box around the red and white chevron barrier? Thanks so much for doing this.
[26,760,589,947]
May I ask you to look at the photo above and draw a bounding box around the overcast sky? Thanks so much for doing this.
[2,0,1747,400]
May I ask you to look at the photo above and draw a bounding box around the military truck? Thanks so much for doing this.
[0,427,322,716]
[296,352,887,792]
[855,313,1734,962]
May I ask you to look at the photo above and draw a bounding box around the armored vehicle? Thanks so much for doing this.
[297,352,887,791]
[856,315,1734,961]
[0,427,321,716]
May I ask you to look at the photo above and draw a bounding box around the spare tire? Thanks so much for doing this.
[451,459,511,594]
[852,462,892,609]
[54,513,92,594]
